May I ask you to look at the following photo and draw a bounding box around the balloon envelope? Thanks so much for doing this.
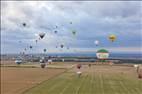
[15,58,22,65]
[54,31,57,34]
[36,40,38,43]
[30,46,32,49]
[39,32,45,39]
[72,30,76,35]
[60,44,64,48]
[22,23,26,27]
[43,49,46,52]
[96,49,109,59]
[109,35,116,42]
[95,40,99,46]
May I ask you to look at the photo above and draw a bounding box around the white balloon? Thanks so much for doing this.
[94,40,99,46]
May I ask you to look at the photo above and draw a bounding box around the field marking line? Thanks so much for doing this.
[100,74,104,94]
[59,73,75,94]
[22,69,67,94]
[47,73,72,93]
[47,79,65,92]
[75,75,88,94]
[118,75,131,94]
[91,67,95,94]
[59,83,71,94]
[47,69,76,94]
[89,66,94,94]
[106,74,118,94]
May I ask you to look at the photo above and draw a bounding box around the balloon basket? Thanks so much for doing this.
[138,74,142,79]
[41,64,46,68]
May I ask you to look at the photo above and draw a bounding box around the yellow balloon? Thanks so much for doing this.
[109,35,116,42]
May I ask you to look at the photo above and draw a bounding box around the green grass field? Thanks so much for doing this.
[23,65,142,94]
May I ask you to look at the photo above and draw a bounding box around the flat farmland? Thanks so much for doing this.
[1,67,65,94]
[23,65,142,94]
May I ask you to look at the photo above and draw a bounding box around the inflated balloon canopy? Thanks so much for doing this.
[43,49,46,52]
[54,31,58,34]
[72,30,76,35]
[39,32,46,39]
[35,40,38,43]
[30,46,32,49]
[22,23,26,27]
[109,35,116,42]
[60,44,64,48]
[95,40,99,46]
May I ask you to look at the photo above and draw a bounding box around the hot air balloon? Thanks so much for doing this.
[40,57,46,68]
[24,48,27,51]
[54,31,58,34]
[60,44,64,48]
[95,40,99,46]
[30,46,32,49]
[39,32,45,39]
[109,35,116,42]
[72,30,76,35]
[35,40,38,43]
[43,49,47,53]
[48,56,52,64]
[15,58,22,65]
[22,23,26,27]
[77,64,82,69]
[96,49,109,61]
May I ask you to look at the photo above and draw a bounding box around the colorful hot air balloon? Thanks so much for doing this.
[109,35,116,42]
[39,32,45,39]
[77,64,82,69]
[96,49,109,60]
[95,40,99,46]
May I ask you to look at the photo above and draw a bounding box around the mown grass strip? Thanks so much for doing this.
[23,66,142,94]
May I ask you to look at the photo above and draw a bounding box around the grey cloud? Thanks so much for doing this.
[1,1,141,53]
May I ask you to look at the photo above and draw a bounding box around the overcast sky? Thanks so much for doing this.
[1,1,142,54]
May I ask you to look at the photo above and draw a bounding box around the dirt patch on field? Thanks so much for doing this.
[1,67,65,94]
[1,60,15,65]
